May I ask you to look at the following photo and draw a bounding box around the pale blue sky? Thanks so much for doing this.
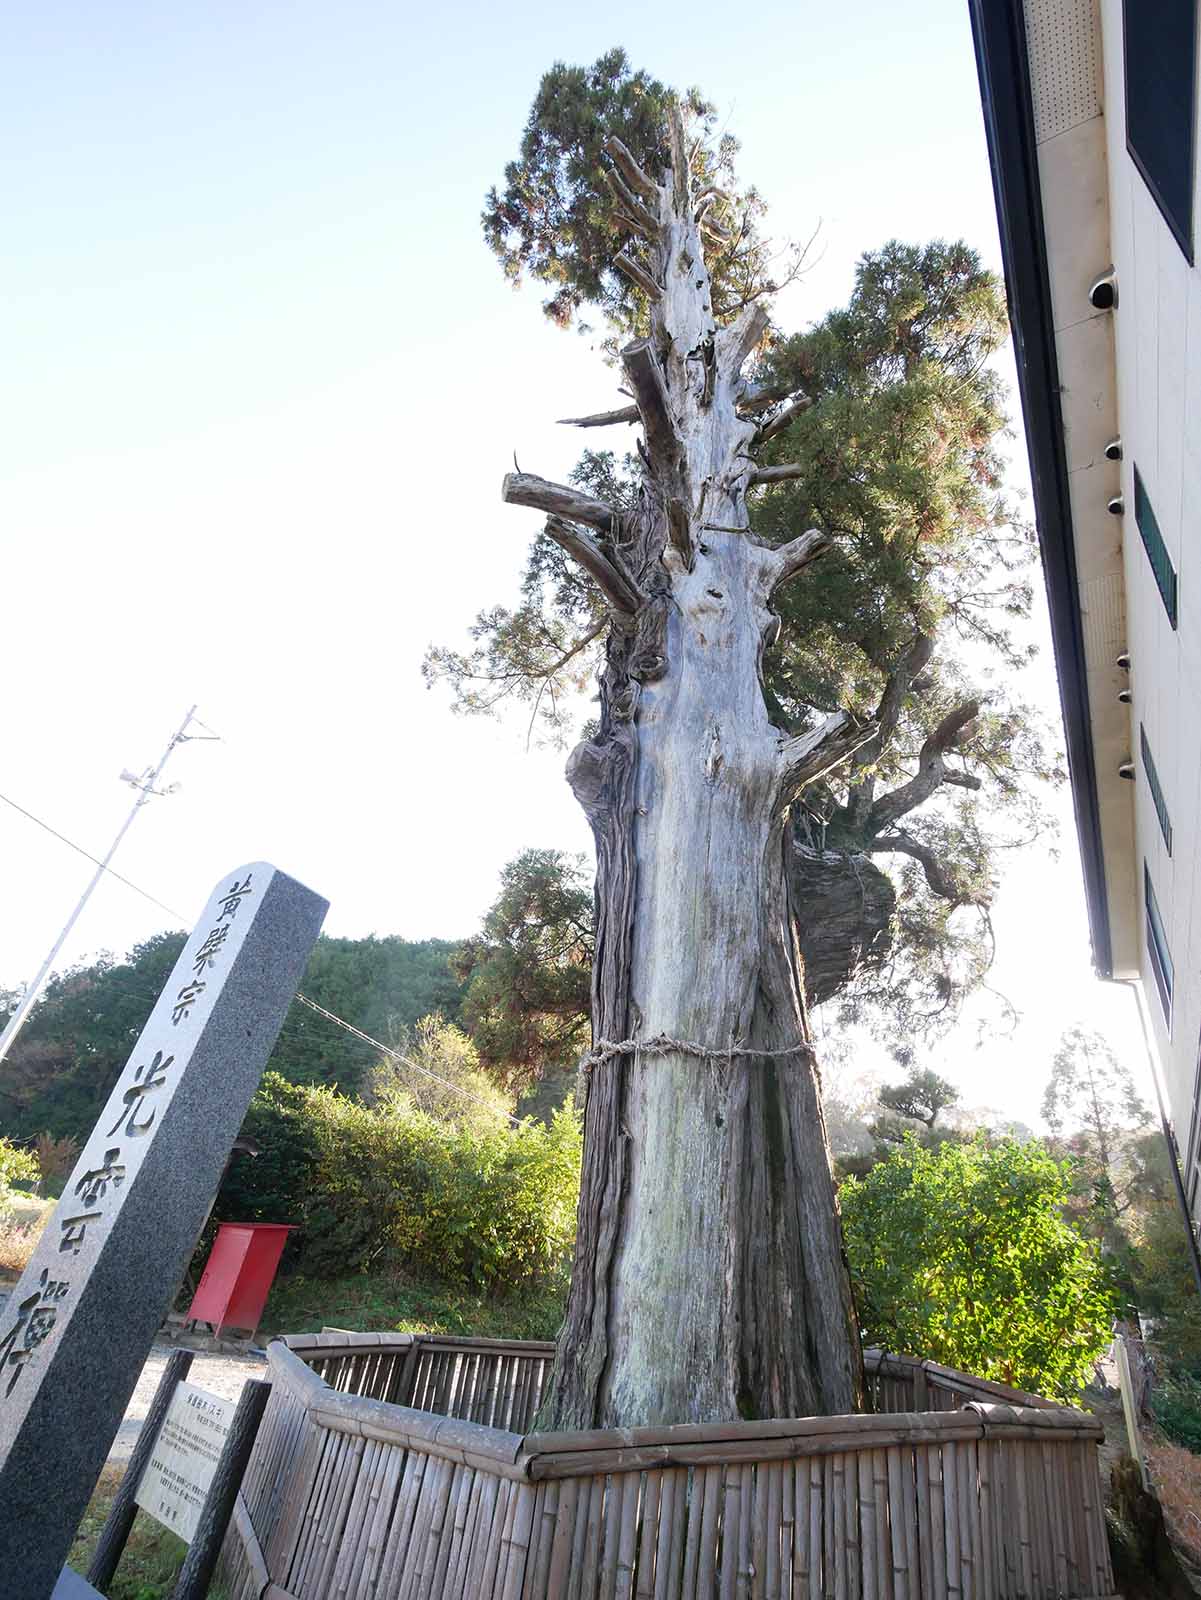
[0,1,1153,1122]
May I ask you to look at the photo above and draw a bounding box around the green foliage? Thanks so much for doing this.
[208,1073,582,1293]
[367,1014,515,1131]
[1151,1372,1201,1453]
[1126,1144,1201,1376]
[840,1135,1116,1400]
[0,930,466,1138]
[454,850,592,1091]
[0,1136,39,1224]
[270,934,466,1094]
[482,48,785,342]
[0,932,186,1140]
[262,1271,566,1343]
[875,1068,959,1130]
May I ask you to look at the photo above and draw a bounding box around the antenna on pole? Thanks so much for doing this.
[0,705,210,1068]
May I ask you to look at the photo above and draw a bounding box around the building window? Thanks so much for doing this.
[1145,862,1174,1026]
[1124,0,1198,260]
[1141,726,1174,853]
[1134,466,1179,627]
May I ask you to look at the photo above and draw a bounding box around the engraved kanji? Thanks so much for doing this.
[106,1050,174,1137]
[58,1212,100,1255]
[75,1149,126,1207]
[216,874,253,921]
[171,981,206,1025]
[191,923,230,975]
[0,1269,69,1398]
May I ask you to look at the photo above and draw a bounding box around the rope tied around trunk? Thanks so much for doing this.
[580,1032,816,1075]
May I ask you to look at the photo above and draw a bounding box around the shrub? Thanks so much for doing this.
[206,1073,582,1292]
[1152,1373,1201,1454]
[1146,1442,1201,1568]
[840,1134,1116,1400]
[0,1136,39,1224]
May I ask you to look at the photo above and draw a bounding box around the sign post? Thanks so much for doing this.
[0,862,327,1600]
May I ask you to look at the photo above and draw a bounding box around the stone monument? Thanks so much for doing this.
[0,862,327,1600]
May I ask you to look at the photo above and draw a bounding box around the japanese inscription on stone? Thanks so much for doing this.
[0,861,327,1600]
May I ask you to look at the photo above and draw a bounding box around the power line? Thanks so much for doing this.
[1,787,522,1126]
[0,792,188,925]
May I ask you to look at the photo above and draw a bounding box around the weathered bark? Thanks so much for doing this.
[789,845,896,1009]
[515,117,866,1430]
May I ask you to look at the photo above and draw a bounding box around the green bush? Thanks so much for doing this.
[1152,1373,1201,1453]
[0,1136,39,1224]
[206,1072,581,1292]
[840,1134,1116,1400]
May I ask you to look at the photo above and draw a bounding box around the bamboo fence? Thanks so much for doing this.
[216,1332,1117,1599]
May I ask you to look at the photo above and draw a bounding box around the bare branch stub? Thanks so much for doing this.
[622,338,680,468]
[502,472,616,536]
[614,251,663,303]
[748,462,809,488]
[543,515,644,616]
[767,529,831,591]
[754,393,813,448]
[557,405,641,429]
[602,134,662,206]
[778,712,878,794]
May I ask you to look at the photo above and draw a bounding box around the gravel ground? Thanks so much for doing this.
[109,1341,268,1462]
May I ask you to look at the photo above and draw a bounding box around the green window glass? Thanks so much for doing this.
[1134,466,1178,627]
[1145,862,1174,1026]
[1141,726,1174,854]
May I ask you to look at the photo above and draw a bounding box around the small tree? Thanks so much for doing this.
[366,1015,514,1132]
[1043,1026,1152,1224]
[453,850,593,1094]
[876,1067,960,1130]
[841,1135,1115,1400]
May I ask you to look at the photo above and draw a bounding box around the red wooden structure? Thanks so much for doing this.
[187,1222,293,1340]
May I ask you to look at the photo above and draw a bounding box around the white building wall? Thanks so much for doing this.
[1098,0,1201,1210]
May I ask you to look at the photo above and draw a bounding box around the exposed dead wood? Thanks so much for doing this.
[602,135,660,205]
[502,472,615,536]
[613,250,663,302]
[754,393,813,446]
[766,529,830,590]
[543,516,644,615]
[621,339,679,466]
[779,712,876,793]
[557,405,641,429]
[748,462,808,487]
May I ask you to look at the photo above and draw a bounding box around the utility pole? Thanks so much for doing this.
[0,705,209,1067]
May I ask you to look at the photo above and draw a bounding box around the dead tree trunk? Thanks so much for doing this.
[504,115,867,1429]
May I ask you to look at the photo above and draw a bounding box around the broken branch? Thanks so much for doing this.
[767,530,831,590]
[718,301,771,378]
[748,463,808,487]
[502,472,616,536]
[543,516,644,615]
[558,405,641,429]
[602,135,661,206]
[614,250,663,303]
[779,712,877,792]
[622,338,680,465]
[603,169,659,236]
[754,393,813,447]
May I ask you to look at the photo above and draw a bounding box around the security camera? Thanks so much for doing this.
[1089,270,1118,310]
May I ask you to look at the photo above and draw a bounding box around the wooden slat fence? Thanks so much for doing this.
[218,1334,1116,1599]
